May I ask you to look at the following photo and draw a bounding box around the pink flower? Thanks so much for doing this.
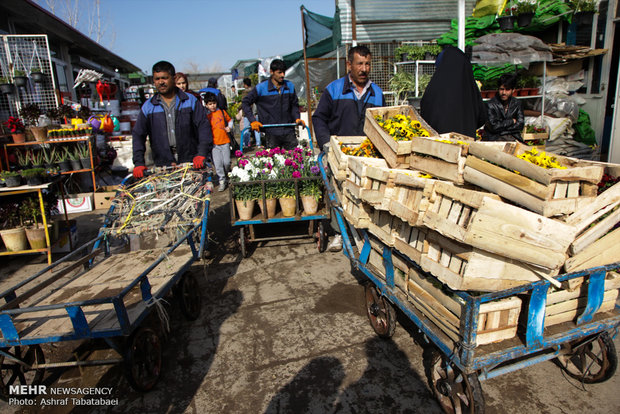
[235,150,243,157]
[239,159,249,167]
[292,171,301,178]
[291,161,299,170]
[266,162,273,169]
[284,158,293,166]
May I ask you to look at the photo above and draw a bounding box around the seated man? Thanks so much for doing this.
[484,74,524,142]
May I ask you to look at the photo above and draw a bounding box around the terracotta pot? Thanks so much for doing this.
[258,198,277,218]
[279,197,297,217]
[29,126,47,141]
[11,133,26,143]
[0,227,29,251]
[301,195,319,215]
[25,224,51,250]
[235,199,255,220]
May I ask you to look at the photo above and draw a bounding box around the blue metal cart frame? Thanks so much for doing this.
[232,124,330,257]
[318,151,620,412]
[0,167,212,396]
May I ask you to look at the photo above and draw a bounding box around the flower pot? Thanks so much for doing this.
[517,12,534,27]
[0,228,29,252]
[258,198,277,218]
[301,195,319,215]
[400,53,408,62]
[11,133,26,143]
[80,157,91,169]
[235,199,255,220]
[0,83,14,94]
[70,159,82,171]
[279,197,297,217]
[424,52,437,60]
[26,175,43,186]
[575,11,594,26]
[25,224,50,250]
[31,72,45,83]
[29,126,47,142]
[3,175,21,187]
[529,87,540,96]
[59,160,72,172]
[497,15,516,30]
[13,76,28,88]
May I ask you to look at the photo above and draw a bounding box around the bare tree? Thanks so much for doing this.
[182,60,203,74]
[62,0,80,27]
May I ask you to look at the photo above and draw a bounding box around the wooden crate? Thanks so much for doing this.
[407,268,522,345]
[366,238,409,293]
[367,208,397,246]
[422,181,577,271]
[419,230,558,292]
[463,142,604,217]
[564,227,620,273]
[364,105,438,168]
[393,220,428,264]
[341,182,372,229]
[543,272,620,327]
[328,135,387,181]
[388,171,435,226]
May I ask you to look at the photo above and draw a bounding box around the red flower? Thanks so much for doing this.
[292,171,301,178]
[2,116,25,133]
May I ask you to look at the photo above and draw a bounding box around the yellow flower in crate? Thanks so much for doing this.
[516,148,566,169]
[377,114,430,142]
[340,139,380,158]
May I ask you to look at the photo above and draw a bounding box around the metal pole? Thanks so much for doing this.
[300,6,315,139]
[458,0,465,52]
[351,0,357,46]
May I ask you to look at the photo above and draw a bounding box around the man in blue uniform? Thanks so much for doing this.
[242,59,304,149]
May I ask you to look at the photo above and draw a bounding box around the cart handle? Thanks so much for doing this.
[239,123,313,154]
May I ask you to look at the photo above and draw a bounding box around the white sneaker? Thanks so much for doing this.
[327,234,342,252]
[218,182,226,192]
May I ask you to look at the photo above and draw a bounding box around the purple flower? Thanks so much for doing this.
[292,171,301,178]
[310,165,320,175]
[235,150,243,157]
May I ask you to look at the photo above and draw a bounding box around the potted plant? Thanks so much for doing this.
[0,170,22,187]
[42,146,57,172]
[0,76,14,94]
[232,182,260,220]
[29,149,45,170]
[46,107,62,125]
[0,202,28,252]
[2,116,26,143]
[30,67,45,83]
[423,44,442,60]
[569,0,598,25]
[21,168,45,186]
[75,144,91,169]
[69,145,82,170]
[389,72,416,105]
[259,182,278,219]
[20,103,47,141]
[15,149,31,170]
[57,147,72,172]
[299,165,323,215]
[514,0,537,27]
[20,196,50,250]
[13,70,28,88]
[497,5,517,30]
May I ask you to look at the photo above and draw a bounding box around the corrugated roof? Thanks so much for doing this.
[338,0,476,43]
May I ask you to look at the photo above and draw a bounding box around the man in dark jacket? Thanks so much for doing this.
[132,60,213,178]
[312,45,385,151]
[242,59,304,150]
[484,74,524,142]
[199,77,228,111]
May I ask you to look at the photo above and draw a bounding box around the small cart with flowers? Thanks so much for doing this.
[230,124,330,257]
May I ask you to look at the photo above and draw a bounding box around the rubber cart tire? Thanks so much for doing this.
[0,345,45,401]
[317,221,327,253]
[424,348,485,414]
[364,284,396,338]
[176,273,202,321]
[239,227,249,258]
[556,331,617,384]
[124,327,162,392]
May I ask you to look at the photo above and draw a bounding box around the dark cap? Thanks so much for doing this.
[208,77,217,87]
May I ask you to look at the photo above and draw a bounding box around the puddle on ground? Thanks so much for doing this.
[313,282,365,316]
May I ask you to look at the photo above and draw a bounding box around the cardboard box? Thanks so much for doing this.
[94,186,119,210]
[55,193,94,214]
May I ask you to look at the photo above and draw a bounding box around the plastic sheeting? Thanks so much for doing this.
[472,33,552,67]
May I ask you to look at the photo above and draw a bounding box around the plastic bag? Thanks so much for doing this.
[473,0,508,17]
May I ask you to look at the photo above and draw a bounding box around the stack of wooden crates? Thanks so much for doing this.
[328,105,620,346]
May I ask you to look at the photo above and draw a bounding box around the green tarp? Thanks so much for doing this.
[573,109,597,146]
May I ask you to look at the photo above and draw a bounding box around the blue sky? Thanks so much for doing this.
[100,0,336,74]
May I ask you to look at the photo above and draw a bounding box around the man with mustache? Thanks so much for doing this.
[312,45,385,251]
[132,60,213,178]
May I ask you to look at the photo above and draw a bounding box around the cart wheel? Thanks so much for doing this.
[176,273,202,321]
[317,221,327,253]
[124,327,162,392]
[239,227,250,258]
[556,331,617,384]
[0,345,45,401]
[424,348,485,414]
[364,284,396,338]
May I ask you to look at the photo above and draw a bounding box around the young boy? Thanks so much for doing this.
[484,74,524,142]
[204,92,233,191]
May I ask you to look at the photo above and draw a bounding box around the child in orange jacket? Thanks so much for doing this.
[204,92,233,191]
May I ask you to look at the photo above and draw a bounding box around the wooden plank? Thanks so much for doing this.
[564,181,620,230]
[570,206,620,255]
[564,227,620,272]
[410,154,461,183]
[566,181,580,198]
[432,181,499,208]
[547,272,620,306]
[553,182,568,199]
[411,136,466,163]
[465,155,550,200]
[546,289,619,316]
[544,299,617,327]
[408,268,463,316]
